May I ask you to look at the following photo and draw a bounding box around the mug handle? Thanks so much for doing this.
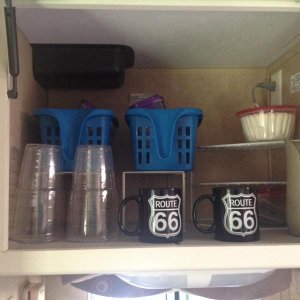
[118,195,140,236]
[192,194,215,233]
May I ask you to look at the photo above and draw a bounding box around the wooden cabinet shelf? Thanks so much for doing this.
[4,227,300,275]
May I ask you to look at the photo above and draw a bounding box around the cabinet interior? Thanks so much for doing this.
[8,6,300,250]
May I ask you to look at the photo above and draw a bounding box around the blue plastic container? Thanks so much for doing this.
[125,108,203,171]
[34,108,118,171]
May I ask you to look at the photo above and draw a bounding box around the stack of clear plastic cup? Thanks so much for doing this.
[66,145,118,242]
[11,144,65,243]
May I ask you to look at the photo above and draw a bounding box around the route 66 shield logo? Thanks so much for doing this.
[148,194,182,238]
[222,192,258,237]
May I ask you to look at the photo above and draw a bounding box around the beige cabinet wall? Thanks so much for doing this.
[267,43,300,134]
[48,68,268,218]
[263,41,300,300]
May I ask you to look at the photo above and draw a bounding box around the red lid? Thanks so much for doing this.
[257,186,286,197]
[236,105,299,117]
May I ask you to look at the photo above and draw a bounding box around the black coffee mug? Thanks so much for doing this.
[192,186,259,242]
[118,188,183,243]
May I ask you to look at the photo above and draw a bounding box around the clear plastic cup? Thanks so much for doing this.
[66,145,118,242]
[11,144,65,243]
[66,189,118,242]
[18,144,63,190]
[72,145,115,190]
[11,187,66,243]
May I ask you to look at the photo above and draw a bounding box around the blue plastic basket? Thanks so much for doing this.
[34,108,118,171]
[125,108,203,171]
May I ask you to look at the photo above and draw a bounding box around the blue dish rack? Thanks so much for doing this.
[125,108,203,171]
[34,108,118,171]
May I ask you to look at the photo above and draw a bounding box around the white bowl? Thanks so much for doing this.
[237,105,298,142]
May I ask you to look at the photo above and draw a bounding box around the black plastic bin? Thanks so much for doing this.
[32,44,134,89]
